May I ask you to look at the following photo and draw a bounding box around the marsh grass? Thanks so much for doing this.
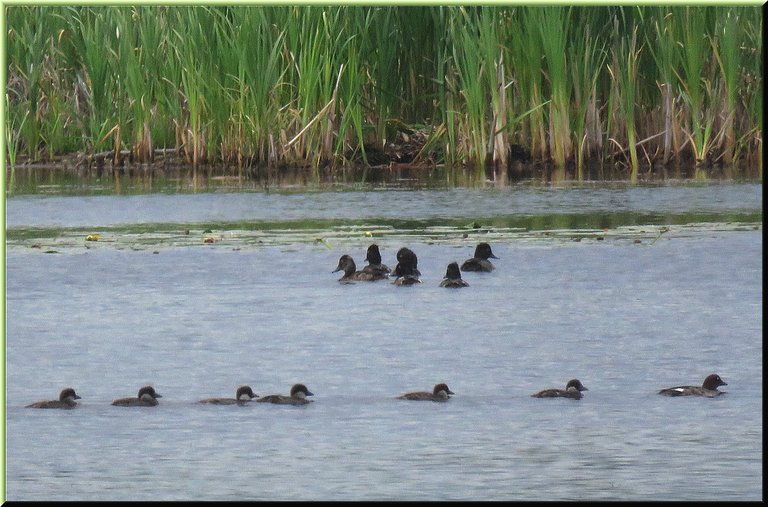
[4,5,762,179]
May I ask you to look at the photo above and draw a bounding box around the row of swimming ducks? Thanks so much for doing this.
[26,244,490,408]
[333,242,499,286]
[25,374,728,409]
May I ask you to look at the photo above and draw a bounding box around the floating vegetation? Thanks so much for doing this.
[5,217,761,254]
[4,5,762,180]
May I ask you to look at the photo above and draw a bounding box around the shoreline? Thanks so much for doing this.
[6,143,762,186]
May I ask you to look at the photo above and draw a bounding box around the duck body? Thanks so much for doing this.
[394,274,422,286]
[112,385,162,407]
[658,374,727,397]
[257,383,314,405]
[397,383,454,402]
[460,258,495,272]
[532,379,588,400]
[26,388,81,409]
[199,385,258,405]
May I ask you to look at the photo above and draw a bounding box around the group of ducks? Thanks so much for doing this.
[26,241,729,410]
[25,383,313,409]
[531,373,728,399]
[25,373,728,409]
[332,242,499,287]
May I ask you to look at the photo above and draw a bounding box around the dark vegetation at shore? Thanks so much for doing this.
[4,5,763,183]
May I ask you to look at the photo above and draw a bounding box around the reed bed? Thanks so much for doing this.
[4,5,762,179]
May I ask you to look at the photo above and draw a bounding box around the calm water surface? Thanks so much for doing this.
[4,183,763,500]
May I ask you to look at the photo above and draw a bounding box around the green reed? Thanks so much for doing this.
[675,7,715,164]
[62,7,115,153]
[4,94,28,171]
[608,15,642,183]
[512,9,538,161]
[449,8,490,171]
[231,8,287,166]
[642,7,680,165]
[533,6,573,170]
[4,5,762,178]
[738,8,762,175]
[709,6,761,169]
[6,6,60,159]
[567,10,608,179]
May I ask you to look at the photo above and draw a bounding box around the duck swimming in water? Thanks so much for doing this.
[460,242,499,272]
[531,379,588,400]
[256,383,314,405]
[26,388,81,409]
[658,373,727,397]
[397,383,454,401]
[199,385,258,405]
[439,262,469,288]
[333,254,387,283]
[362,244,391,278]
[392,247,422,285]
[111,385,162,407]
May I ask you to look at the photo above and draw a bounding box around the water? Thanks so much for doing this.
[4,182,762,229]
[3,183,763,500]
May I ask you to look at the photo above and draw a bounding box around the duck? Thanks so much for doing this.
[531,379,589,400]
[658,373,727,397]
[395,247,421,275]
[333,254,386,283]
[397,383,454,401]
[362,244,391,277]
[392,247,422,285]
[256,383,314,405]
[460,242,498,272]
[25,388,81,409]
[199,385,258,405]
[111,385,162,407]
[439,262,469,288]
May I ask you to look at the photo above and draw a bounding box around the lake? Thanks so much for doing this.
[3,180,763,500]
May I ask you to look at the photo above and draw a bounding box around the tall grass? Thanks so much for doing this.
[607,15,642,183]
[738,7,762,176]
[4,93,28,189]
[507,7,547,162]
[675,7,715,165]
[4,5,762,179]
[449,8,491,173]
[567,9,607,178]
[642,6,680,166]
[533,6,573,170]
[63,7,117,154]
